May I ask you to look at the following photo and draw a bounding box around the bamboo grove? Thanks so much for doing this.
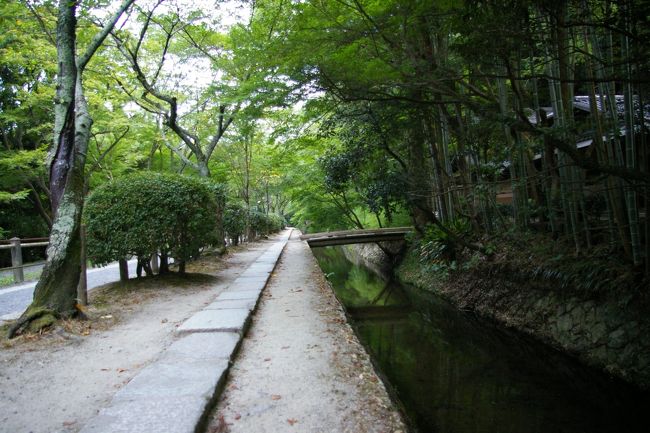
[246,0,650,272]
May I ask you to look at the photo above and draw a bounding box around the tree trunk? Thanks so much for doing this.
[407,120,435,232]
[8,2,82,337]
[77,224,87,306]
[8,0,135,337]
[119,258,129,282]
[159,252,170,274]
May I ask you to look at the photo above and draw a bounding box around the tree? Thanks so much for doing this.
[9,0,136,337]
[109,2,250,178]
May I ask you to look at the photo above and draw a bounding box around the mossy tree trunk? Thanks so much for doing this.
[9,0,135,337]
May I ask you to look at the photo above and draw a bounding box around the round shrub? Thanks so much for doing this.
[84,172,222,272]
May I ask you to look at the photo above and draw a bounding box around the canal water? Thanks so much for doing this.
[312,246,650,433]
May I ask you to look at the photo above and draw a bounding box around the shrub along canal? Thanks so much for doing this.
[312,246,650,433]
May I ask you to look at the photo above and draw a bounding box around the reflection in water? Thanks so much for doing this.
[313,246,650,433]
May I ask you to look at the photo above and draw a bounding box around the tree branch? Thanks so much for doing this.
[86,126,130,178]
[77,0,136,72]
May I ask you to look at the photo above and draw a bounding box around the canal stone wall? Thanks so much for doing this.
[345,243,650,390]
[396,251,650,390]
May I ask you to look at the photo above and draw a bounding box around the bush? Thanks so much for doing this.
[225,202,286,245]
[224,202,247,245]
[199,180,227,243]
[249,210,285,237]
[84,172,223,272]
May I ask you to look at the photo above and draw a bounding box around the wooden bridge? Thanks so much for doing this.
[300,227,412,247]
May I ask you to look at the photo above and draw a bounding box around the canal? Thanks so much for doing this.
[312,246,650,433]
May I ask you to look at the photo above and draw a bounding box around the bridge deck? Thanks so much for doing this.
[300,227,412,247]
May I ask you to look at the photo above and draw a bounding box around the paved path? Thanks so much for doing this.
[207,230,405,433]
[0,259,138,321]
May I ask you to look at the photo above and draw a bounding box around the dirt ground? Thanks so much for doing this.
[0,241,271,433]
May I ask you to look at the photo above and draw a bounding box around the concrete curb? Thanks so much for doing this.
[79,229,292,433]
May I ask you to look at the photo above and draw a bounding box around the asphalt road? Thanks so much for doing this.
[0,259,138,321]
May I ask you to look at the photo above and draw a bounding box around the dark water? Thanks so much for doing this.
[312,246,650,433]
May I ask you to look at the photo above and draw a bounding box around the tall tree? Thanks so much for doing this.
[9,0,136,337]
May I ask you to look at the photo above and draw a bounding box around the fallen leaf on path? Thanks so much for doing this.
[117,368,128,373]
[100,368,110,371]
[234,413,241,420]
[287,418,298,426]
[281,346,290,349]
[62,420,77,427]
[271,394,282,400]
[264,358,271,362]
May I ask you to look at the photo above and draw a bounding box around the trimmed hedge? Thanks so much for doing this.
[249,210,285,236]
[84,172,224,270]
[224,203,286,245]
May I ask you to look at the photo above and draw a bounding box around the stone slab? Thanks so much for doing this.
[237,271,271,280]
[243,262,275,273]
[215,289,262,302]
[255,255,278,263]
[79,395,209,433]
[226,280,263,293]
[239,269,272,279]
[176,308,249,333]
[165,332,240,361]
[205,298,257,311]
[113,358,229,401]
[234,275,269,285]
[217,289,261,301]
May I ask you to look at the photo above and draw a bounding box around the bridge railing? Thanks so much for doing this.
[301,227,412,247]
[0,237,49,284]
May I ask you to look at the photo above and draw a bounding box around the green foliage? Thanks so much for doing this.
[84,173,223,267]
[418,219,472,264]
[224,202,247,243]
[0,190,29,204]
[249,210,285,236]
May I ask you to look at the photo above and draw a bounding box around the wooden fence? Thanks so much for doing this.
[0,237,49,284]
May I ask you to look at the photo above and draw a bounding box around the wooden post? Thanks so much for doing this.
[10,237,24,283]
[77,225,88,305]
[150,253,159,274]
[119,258,129,282]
